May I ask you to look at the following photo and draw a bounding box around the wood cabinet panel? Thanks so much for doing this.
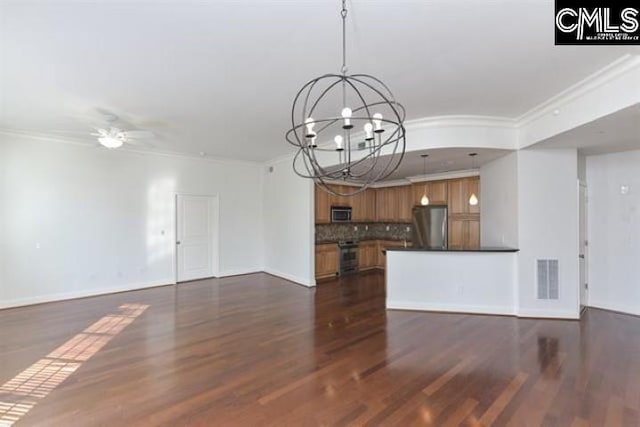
[397,185,413,222]
[315,244,338,278]
[429,181,448,205]
[375,186,411,222]
[362,189,376,222]
[411,181,448,207]
[315,185,330,224]
[448,219,466,250]
[447,177,480,215]
[358,241,378,270]
[467,177,480,214]
[375,188,393,222]
[448,218,480,250]
[468,219,480,249]
[447,179,467,215]
[352,188,376,222]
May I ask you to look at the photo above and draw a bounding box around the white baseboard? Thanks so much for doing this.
[264,268,315,288]
[0,279,174,310]
[386,300,515,316]
[217,268,262,278]
[588,301,640,317]
[516,307,580,320]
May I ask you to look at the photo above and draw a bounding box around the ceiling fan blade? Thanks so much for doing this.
[125,139,154,148]
[121,130,155,139]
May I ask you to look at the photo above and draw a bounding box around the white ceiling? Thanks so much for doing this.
[1,0,637,161]
[531,104,640,156]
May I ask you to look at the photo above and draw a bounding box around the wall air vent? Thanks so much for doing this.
[537,259,559,300]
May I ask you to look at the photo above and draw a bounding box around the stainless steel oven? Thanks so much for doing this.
[331,206,352,223]
[338,240,359,276]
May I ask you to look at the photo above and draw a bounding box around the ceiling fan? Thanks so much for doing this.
[91,127,154,149]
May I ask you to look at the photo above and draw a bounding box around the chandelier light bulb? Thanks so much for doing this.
[373,113,383,132]
[469,193,479,206]
[363,122,374,141]
[341,107,353,129]
[421,194,430,206]
[304,117,316,138]
[334,135,344,151]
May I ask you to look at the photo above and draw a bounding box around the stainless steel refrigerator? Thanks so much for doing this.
[412,205,448,249]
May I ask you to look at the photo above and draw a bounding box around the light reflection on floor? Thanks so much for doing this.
[0,303,149,426]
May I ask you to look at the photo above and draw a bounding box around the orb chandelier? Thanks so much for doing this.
[285,0,406,197]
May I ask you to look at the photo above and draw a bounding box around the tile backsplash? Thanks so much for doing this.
[316,222,412,243]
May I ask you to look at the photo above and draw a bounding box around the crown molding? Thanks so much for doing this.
[405,115,517,130]
[406,169,480,183]
[0,129,263,167]
[515,54,640,127]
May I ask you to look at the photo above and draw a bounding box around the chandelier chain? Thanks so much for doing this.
[341,0,348,74]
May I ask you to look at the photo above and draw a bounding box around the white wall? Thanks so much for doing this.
[516,148,579,318]
[262,156,315,287]
[480,152,518,248]
[587,150,640,316]
[0,141,6,298]
[386,251,517,315]
[0,136,264,307]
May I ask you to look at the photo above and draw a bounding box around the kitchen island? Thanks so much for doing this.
[385,247,519,316]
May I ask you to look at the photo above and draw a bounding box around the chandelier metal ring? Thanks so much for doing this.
[285,1,406,197]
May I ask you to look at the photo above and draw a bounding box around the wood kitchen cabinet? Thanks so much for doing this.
[412,181,448,206]
[448,218,480,250]
[447,177,480,214]
[375,185,411,222]
[358,241,378,270]
[315,185,331,224]
[397,185,413,222]
[375,187,393,221]
[315,243,338,279]
[316,184,376,223]
[352,188,376,222]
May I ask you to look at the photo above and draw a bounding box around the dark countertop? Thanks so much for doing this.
[384,247,519,253]
[316,238,408,245]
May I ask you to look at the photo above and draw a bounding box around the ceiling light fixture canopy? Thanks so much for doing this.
[420,154,430,206]
[285,0,406,197]
[98,135,124,149]
[468,153,479,206]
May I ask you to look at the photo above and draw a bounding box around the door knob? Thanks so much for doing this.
[579,254,584,259]
[176,241,181,245]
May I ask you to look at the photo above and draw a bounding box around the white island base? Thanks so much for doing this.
[386,249,518,316]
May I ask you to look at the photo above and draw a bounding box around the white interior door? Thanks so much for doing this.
[176,194,218,282]
[579,183,588,313]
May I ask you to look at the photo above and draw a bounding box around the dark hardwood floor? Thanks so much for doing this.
[1,271,639,426]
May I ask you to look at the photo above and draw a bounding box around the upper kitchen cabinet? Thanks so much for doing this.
[375,187,394,222]
[397,185,413,222]
[352,188,376,222]
[467,177,480,214]
[447,177,480,215]
[315,185,331,224]
[375,185,411,222]
[411,181,447,206]
[315,184,376,223]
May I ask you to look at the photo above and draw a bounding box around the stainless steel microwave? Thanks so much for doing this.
[331,206,352,222]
